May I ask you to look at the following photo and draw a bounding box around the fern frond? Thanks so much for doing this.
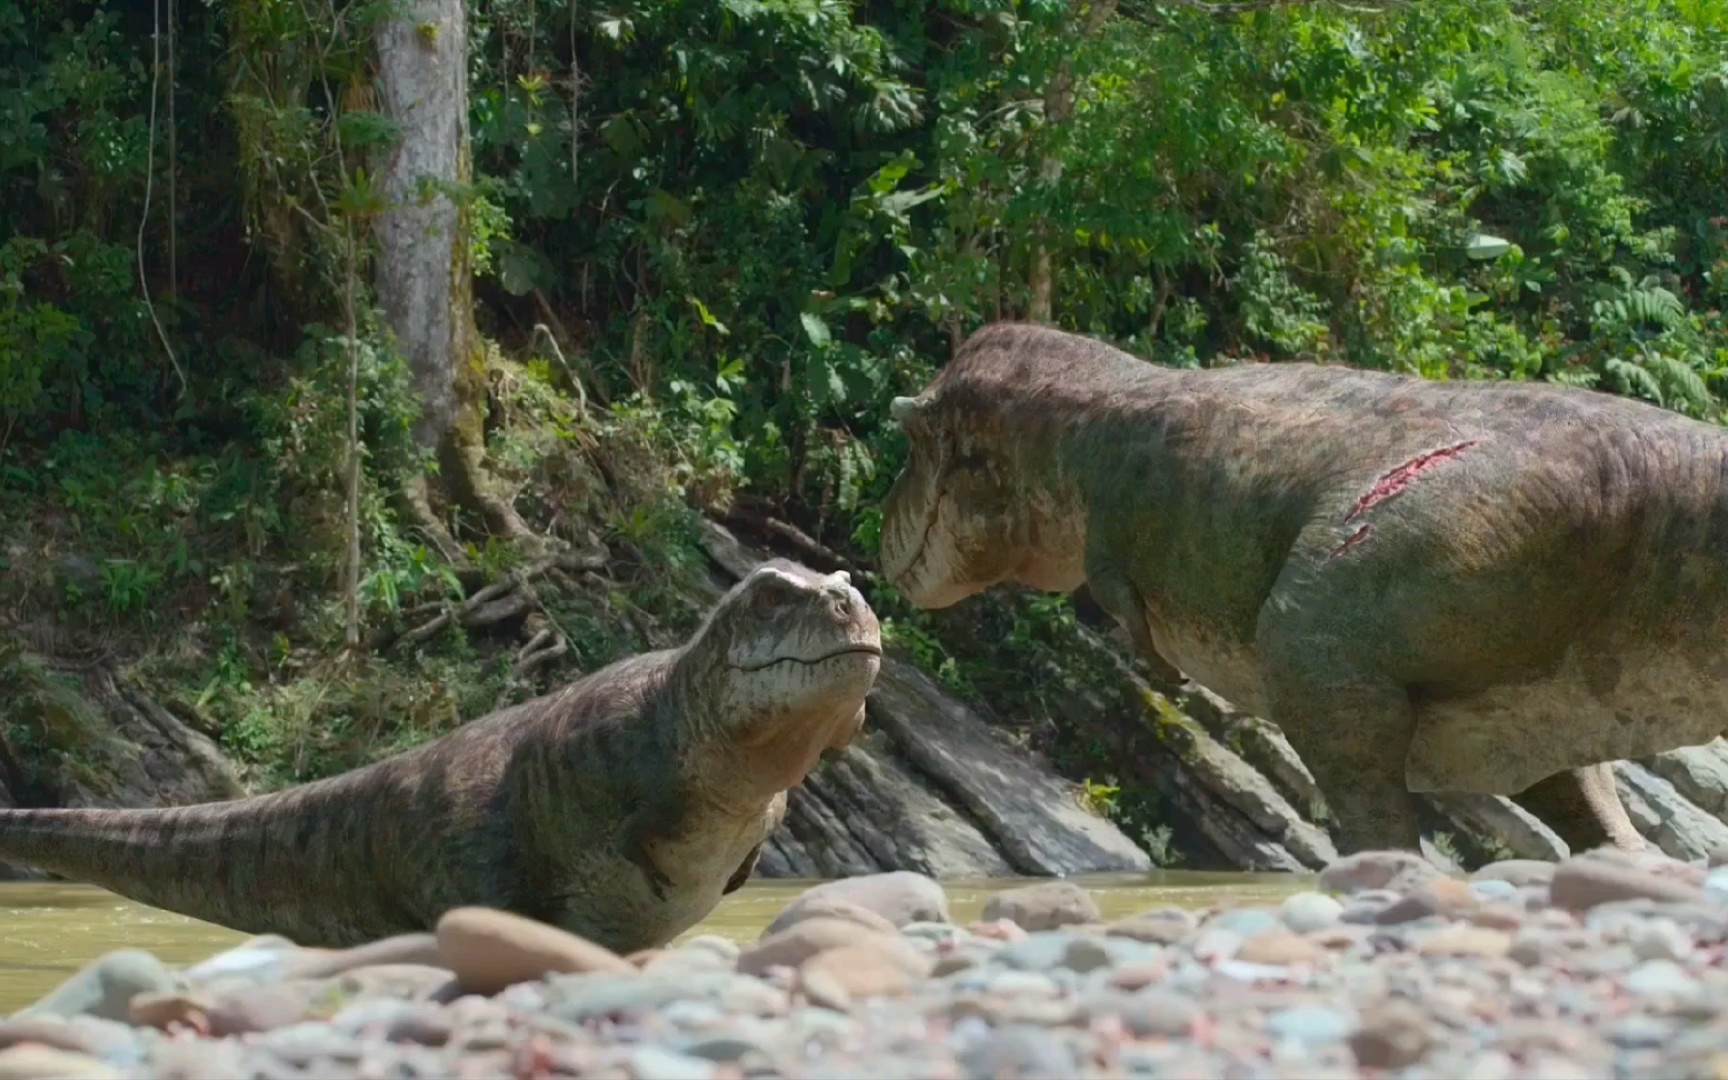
[1604,356,1664,405]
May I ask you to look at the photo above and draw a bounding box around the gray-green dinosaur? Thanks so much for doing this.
[876,321,1699,856]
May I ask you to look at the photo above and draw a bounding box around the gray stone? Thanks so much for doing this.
[545,973,727,1021]
[1469,879,1518,902]
[381,1006,453,1048]
[760,743,1015,878]
[1319,850,1442,895]
[1266,1005,1355,1044]
[1471,859,1557,889]
[717,975,787,1016]
[995,926,1071,967]
[1632,919,1694,962]
[1424,792,1570,862]
[1349,1000,1436,1070]
[1108,907,1196,944]
[680,1036,771,1065]
[1121,990,1200,1038]
[251,1022,364,1066]
[960,1024,1080,1078]
[863,662,1158,875]
[1610,1015,1677,1049]
[1189,928,1244,961]
[1056,937,1114,974]
[182,938,301,989]
[1625,959,1703,999]
[1575,943,1639,975]
[980,882,1100,931]
[1705,866,1728,900]
[1644,741,1728,817]
[16,950,178,1023]
[1279,892,1344,933]
[659,1000,728,1029]
[1614,761,1728,862]
[625,1046,717,1080]
[1550,856,1707,910]
[785,1005,856,1043]
[763,872,950,932]
[984,971,1061,999]
[900,921,969,948]
[1207,907,1281,937]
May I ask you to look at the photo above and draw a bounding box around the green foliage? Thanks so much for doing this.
[0,641,118,800]
[1078,777,1120,818]
[5,0,1728,807]
[459,0,1728,528]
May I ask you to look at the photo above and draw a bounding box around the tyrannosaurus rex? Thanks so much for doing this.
[0,560,882,951]
[876,322,1694,857]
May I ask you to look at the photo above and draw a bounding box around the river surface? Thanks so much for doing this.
[0,871,1310,1013]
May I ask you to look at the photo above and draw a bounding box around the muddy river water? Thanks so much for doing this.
[0,871,1311,1013]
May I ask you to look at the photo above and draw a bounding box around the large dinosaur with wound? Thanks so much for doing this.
[0,560,881,950]
[874,321,1709,857]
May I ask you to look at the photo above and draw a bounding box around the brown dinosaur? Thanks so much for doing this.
[874,321,1698,857]
[0,560,881,951]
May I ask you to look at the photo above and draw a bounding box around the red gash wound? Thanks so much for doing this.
[1329,439,1480,559]
[1328,523,1372,561]
[1343,440,1480,523]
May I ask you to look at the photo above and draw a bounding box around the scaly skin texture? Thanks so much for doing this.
[873,322,1716,858]
[0,561,881,950]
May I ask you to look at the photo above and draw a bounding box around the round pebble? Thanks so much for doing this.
[1279,891,1344,933]
[979,882,1101,931]
[435,907,634,995]
[19,849,1728,1079]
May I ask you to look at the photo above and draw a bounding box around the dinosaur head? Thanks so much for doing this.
[878,380,1087,610]
[689,559,882,796]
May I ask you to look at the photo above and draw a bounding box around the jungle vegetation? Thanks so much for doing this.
[1,0,1723,838]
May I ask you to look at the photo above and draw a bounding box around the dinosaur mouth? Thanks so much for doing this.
[881,491,939,589]
[736,644,883,672]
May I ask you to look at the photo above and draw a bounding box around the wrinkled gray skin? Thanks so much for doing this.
[0,561,881,951]
[873,322,1717,857]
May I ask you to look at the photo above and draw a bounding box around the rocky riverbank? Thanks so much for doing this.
[9,847,1728,1078]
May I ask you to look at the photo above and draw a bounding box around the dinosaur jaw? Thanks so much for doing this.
[714,647,882,800]
[879,456,992,610]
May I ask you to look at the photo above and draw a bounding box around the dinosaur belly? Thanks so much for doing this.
[1147,615,1269,715]
[1406,647,1728,795]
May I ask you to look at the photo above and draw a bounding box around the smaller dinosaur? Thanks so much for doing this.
[0,560,881,952]
[876,323,1695,857]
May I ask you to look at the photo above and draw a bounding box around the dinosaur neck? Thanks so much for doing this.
[1048,364,1209,511]
[654,658,779,816]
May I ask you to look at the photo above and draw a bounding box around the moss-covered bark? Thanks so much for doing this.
[374,0,531,554]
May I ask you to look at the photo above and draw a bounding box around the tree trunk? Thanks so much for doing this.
[373,0,533,553]
[1027,0,1118,323]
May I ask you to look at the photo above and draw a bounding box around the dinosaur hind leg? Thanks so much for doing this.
[1511,764,1647,856]
[1267,681,1424,853]
[1255,623,1423,852]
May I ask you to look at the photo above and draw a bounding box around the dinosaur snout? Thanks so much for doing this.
[826,572,877,635]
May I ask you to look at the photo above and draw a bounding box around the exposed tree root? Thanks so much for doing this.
[377,546,607,674]
[514,614,569,679]
[401,473,470,569]
[439,436,539,546]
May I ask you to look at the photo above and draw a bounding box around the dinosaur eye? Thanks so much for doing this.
[748,575,798,616]
[750,585,780,615]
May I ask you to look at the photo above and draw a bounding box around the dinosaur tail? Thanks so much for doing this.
[0,771,414,946]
